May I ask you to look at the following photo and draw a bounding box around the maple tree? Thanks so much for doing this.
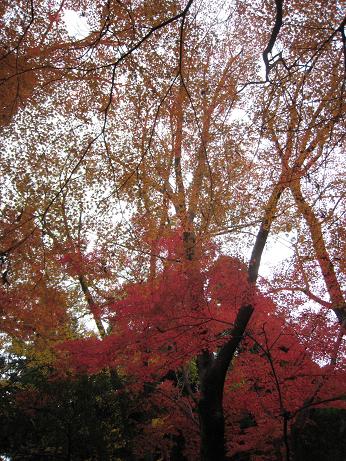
[1,0,345,460]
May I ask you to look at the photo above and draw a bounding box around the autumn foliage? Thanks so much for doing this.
[56,234,346,459]
[1,0,345,460]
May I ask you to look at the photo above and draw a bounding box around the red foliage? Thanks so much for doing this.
[58,235,346,459]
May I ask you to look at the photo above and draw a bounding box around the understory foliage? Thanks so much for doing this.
[0,360,136,460]
[1,0,345,460]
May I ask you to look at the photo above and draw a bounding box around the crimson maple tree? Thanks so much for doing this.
[58,233,345,459]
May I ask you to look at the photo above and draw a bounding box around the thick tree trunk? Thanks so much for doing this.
[199,390,226,461]
[197,305,255,461]
[183,179,282,459]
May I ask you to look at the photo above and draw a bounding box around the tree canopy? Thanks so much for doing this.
[1,1,345,460]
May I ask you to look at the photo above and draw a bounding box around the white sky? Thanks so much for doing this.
[63,10,90,39]
[259,232,294,278]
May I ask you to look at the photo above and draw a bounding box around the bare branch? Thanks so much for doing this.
[263,0,284,81]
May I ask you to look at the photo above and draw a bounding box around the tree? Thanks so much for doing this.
[0,358,137,460]
[1,0,345,460]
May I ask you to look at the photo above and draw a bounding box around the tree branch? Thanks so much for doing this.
[263,0,284,81]
[290,180,346,323]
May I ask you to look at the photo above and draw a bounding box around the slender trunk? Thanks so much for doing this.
[79,274,107,337]
[290,179,346,322]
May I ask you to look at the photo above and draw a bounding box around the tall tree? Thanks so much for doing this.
[1,0,345,459]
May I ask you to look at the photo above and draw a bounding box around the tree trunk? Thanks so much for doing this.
[198,351,227,461]
[182,176,280,459]
[199,390,226,461]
